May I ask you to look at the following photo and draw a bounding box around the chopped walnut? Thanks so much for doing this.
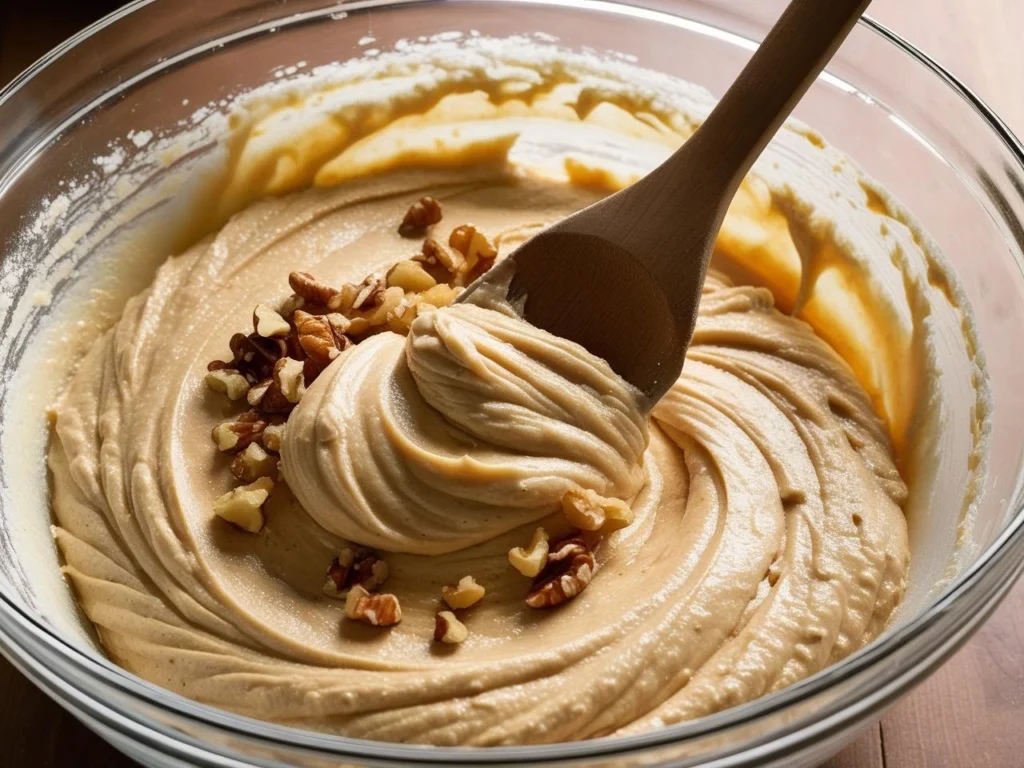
[448,224,497,273]
[293,310,350,369]
[434,611,468,644]
[561,489,604,531]
[345,584,402,626]
[350,274,387,312]
[289,271,339,307]
[561,488,635,533]
[398,195,442,238]
[257,377,296,414]
[231,442,279,482]
[525,535,597,609]
[598,498,634,532]
[508,527,550,578]
[441,575,485,610]
[322,548,389,598]
[324,547,359,596]
[387,259,437,293]
[262,422,286,452]
[205,369,251,401]
[212,423,241,452]
[253,304,291,338]
[213,477,273,533]
[273,358,306,404]
[229,332,287,382]
[246,379,272,408]
[212,412,266,452]
[422,237,465,277]
[327,283,359,314]
[385,297,417,334]
[208,201,500,503]
[416,283,461,310]
[360,286,405,328]
[284,329,307,363]
[325,312,351,335]
[364,560,389,591]
[412,245,438,267]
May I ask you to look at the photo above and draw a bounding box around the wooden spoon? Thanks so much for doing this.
[458,0,871,405]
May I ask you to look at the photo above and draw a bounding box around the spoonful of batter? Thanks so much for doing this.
[459,0,871,404]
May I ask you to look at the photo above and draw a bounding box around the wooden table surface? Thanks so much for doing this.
[1,1,1022,766]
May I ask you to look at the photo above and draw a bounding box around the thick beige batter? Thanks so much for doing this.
[49,163,909,743]
[38,38,957,746]
[284,298,648,556]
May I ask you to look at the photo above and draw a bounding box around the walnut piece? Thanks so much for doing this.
[262,422,286,452]
[256,377,295,414]
[561,489,604,531]
[326,283,358,314]
[422,238,465,276]
[293,310,350,369]
[448,224,497,269]
[326,313,352,335]
[205,369,251,401]
[561,488,635,533]
[213,477,273,533]
[322,548,389,598]
[599,497,634,532]
[525,535,597,609]
[345,584,402,626]
[350,274,387,312]
[434,611,468,644]
[323,548,358,597]
[246,379,272,408]
[387,259,437,293]
[357,286,404,329]
[289,271,339,306]
[508,527,550,578]
[398,195,442,237]
[212,412,266,452]
[231,442,279,482]
[364,560,390,591]
[385,297,417,334]
[253,304,291,338]
[273,358,306,404]
[416,283,461,310]
[230,332,287,382]
[441,575,485,609]
[208,206,500,495]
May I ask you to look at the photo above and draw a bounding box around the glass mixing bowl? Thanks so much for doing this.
[1,1,1023,765]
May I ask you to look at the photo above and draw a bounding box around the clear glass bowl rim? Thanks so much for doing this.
[1,0,1024,763]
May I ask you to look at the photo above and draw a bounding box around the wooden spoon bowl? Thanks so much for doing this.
[458,0,872,404]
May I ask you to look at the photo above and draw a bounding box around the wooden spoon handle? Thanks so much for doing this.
[484,0,873,403]
[614,0,871,324]
[675,0,872,195]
